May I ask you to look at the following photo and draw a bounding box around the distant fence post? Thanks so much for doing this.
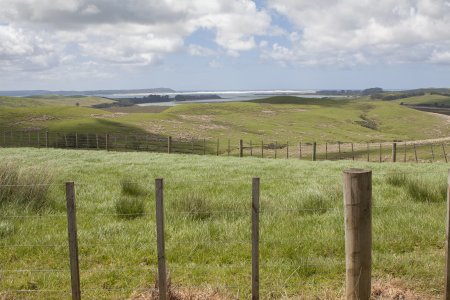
[239,139,243,158]
[443,144,448,163]
[351,143,355,161]
[155,178,167,300]
[338,142,341,160]
[325,142,328,160]
[392,142,397,163]
[261,141,264,158]
[431,144,435,162]
[75,133,78,149]
[203,138,206,155]
[216,138,219,156]
[367,143,370,162]
[274,141,277,159]
[96,134,99,150]
[250,140,253,156]
[445,170,450,298]
[413,143,418,163]
[65,182,81,300]
[167,136,172,154]
[299,142,302,159]
[286,142,289,159]
[252,177,260,300]
[379,143,382,163]
[37,132,40,149]
[228,139,230,156]
[312,142,317,161]
[404,142,407,162]
[45,131,49,148]
[106,134,109,151]
[343,169,372,300]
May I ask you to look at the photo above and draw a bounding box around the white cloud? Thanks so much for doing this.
[188,44,217,56]
[266,0,450,65]
[0,0,271,73]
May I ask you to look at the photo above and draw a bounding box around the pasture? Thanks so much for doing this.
[0,148,448,299]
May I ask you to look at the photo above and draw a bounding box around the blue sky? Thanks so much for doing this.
[1,0,450,91]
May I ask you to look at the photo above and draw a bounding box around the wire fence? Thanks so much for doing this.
[1,130,449,163]
[0,170,449,299]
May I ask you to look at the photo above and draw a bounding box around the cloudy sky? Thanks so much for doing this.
[1,0,450,91]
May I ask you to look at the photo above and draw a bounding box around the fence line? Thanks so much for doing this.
[1,129,449,163]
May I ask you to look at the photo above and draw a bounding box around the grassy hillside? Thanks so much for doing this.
[0,95,113,107]
[0,96,449,143]
[0,148,448,299]
[392,94,450,106]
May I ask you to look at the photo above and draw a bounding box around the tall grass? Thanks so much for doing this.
[115,178,147,218]
[0,161,53,210]
[385,172,446,202]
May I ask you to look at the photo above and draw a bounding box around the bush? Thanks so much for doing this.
[0,162,53,210]
[115,196,145,219]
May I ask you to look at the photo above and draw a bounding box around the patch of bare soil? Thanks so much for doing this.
[130,287,232,300]
[91,113,128,118]
[179,115,214,122]
[261,110,276,114]
[371,279,435,300]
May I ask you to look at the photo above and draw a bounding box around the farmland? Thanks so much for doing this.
[0,148,448,299]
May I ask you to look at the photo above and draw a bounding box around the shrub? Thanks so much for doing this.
[115,196,145,219]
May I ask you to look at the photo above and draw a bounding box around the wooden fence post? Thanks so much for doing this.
[65,182,81,300]
[392,142,397,163]
[167,136,172,154]
[286,142,289,159]
[250,140,253,156]
[338,142,342,160]
[274,141,277,159]
[37,132,40,149]
[239,139,244,158]
[191,138,195,154]
[261,141,264,158]
[106,134,109,152]
[45,131,49,148]
[155,178,167,300]
[445,170,450,298]
[413,143,418,163]
[216,138,219,156]
[203,139,206,155]
[431,144,435,162]
[367,143,370,162]
[343,169,372,300]
[312,142,317,161]
[443,144,448,163]
[379,143,382,163]
[351,143,355,161]
[252,177,260,300]
[404,142,407,162]
[325,142,328,160]
[75,133,78,149]
[96,134,99,150]
[228,139,230,156]
[299,142,302,159]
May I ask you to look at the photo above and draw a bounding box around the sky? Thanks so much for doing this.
[1,0,450,91]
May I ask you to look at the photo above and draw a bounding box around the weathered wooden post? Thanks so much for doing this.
[228,139,231,156]
[445,170,450,298]
[431,144,435,162]
[250,140,253,156]
[443,144,448,163]
[325,142,328,160]
[37,132,40,149]
[413,143,418,163]
[312,142,317,161]
[96,134,99,150]
[203,138,206,155]
[404,142,407,162]
[367,143,370,162]
[106,134,109,152]
[392,142,397,163]
[239,139,244,158]
[216,138,219,156]
[167,136,172,154]
[65,182,81,300]
[274,141,277,159]
[351,143,355,161]
[343,169,372,300]
[155,178,167,300]
[252,177,260,300]
[45,130,49,148]
[299,142,302,159]
[338,142,342,160]
[261,141,264,158]
[286,142,289,159]
[75,133,78,149]
[379,143,382,163]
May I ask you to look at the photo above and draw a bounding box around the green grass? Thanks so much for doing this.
[0,95,114,107]
[0,148,448,299]
[392,94,450,106]
[1,96,449,145]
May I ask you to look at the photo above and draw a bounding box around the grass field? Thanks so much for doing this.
[1,96,449,145]
[0,148,448,299]
[392,94,450,106]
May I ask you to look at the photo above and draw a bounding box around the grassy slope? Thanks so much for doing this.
[0,148,448,299]
[392,94,450,106]
[0,95,114,107]
[0,96,449,143]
